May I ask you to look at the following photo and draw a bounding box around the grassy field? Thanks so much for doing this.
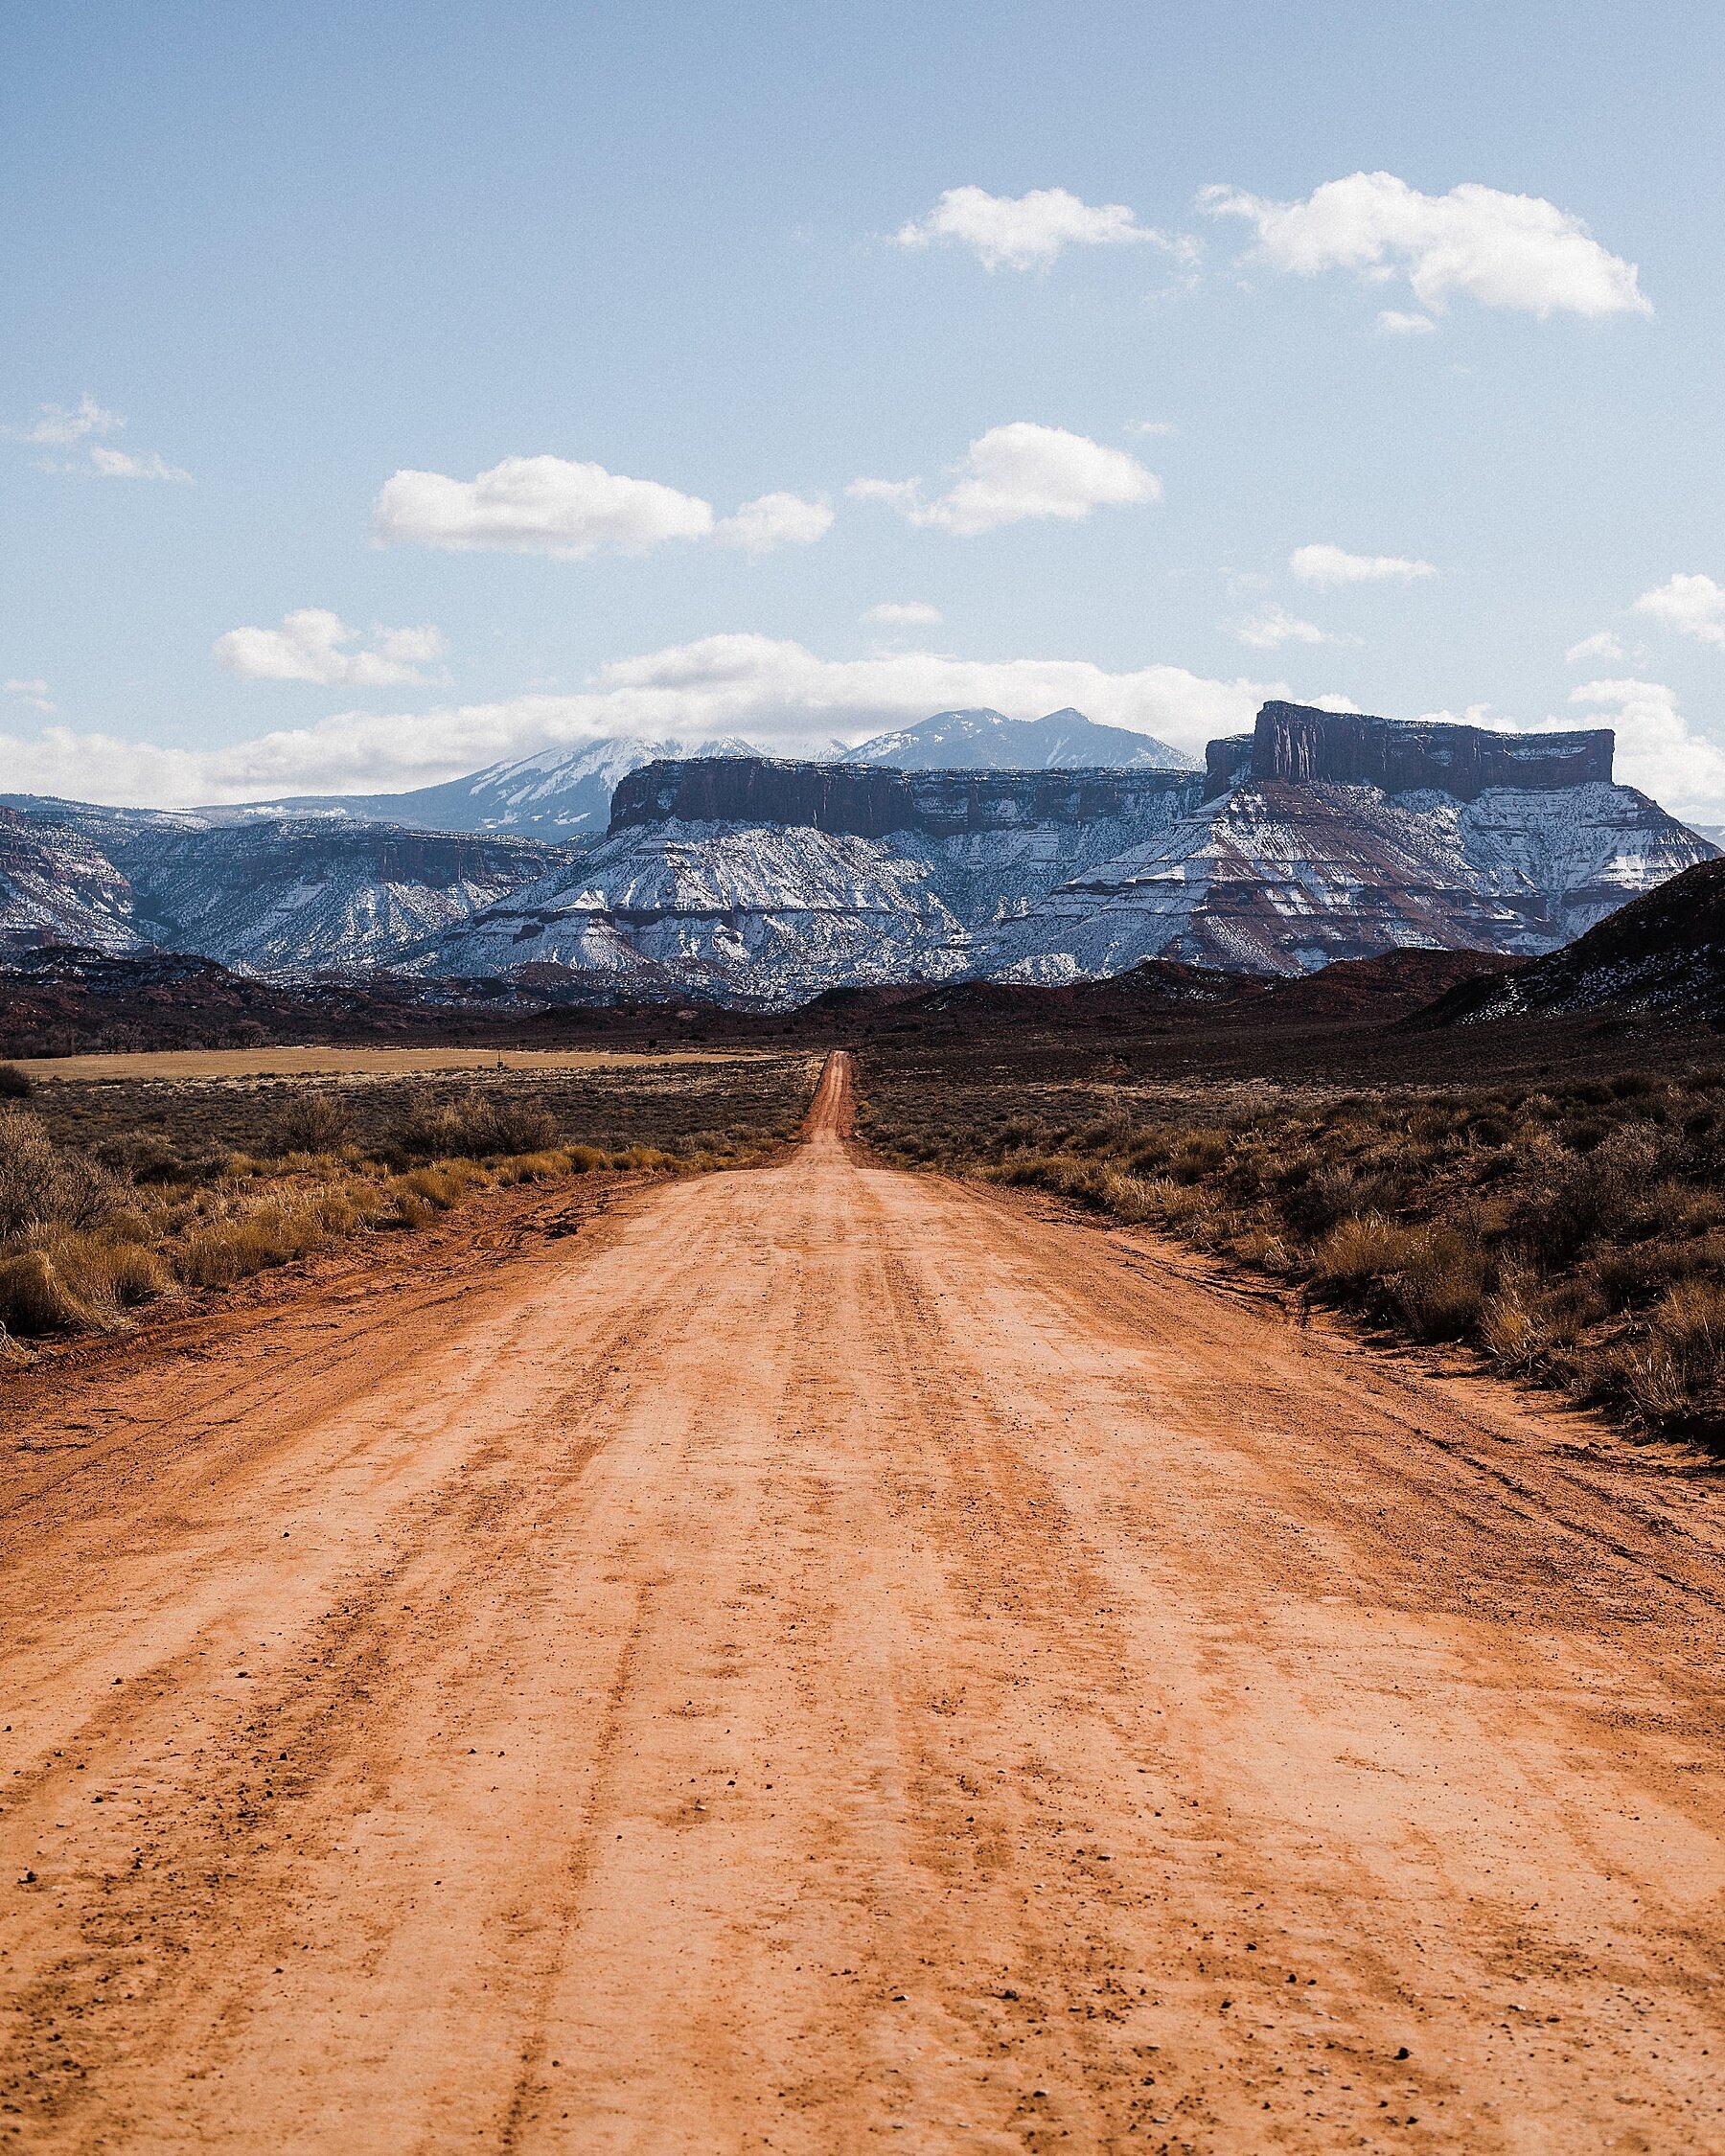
[0,1052,818,1348]
[861,1052,1725,1451]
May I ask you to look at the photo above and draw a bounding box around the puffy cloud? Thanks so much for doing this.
[1633,572,1725,648]
[4,678,54,714]
[713,492,833,554]
[1376,309,1437,335]
[0,633,1276,807]
[1565,630,1626,664]
[87,446,193,483]
[851,423,1160,538]
[1203,172,1651,321]
[1232,603,1343,650]
[12,395,124,447]
[374,453,717,559]
[862,601,943,627]
[373,455,833,561]
[1289,542,1437,588]
[892,185,1192,272]
[1563,678,1725,819]
[214,609,448,687]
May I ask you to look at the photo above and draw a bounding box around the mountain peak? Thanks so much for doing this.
[842,707,1197,772]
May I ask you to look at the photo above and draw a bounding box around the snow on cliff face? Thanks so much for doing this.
[428,766,1204,1004]
[434,709,1711,1003]
[424,822,973,1004]
[981,776,1715,980]
[118,822,563,974]
[0,810,150,956]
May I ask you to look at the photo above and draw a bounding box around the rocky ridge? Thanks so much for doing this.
[429,702,1712,1005]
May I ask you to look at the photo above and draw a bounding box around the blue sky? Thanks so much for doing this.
[4,0,1722,809]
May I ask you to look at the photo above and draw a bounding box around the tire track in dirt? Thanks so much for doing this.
[1,1050,1722,2152]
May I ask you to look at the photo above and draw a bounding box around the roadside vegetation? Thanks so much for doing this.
[863,1063,1725,1449]
[0,1055,815,1348]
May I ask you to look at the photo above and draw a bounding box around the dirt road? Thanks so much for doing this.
[3,1050,1724,2152]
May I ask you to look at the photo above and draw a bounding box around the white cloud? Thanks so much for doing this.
[1376,309,1437,335]
[1563,678,1725,819]
[713,491,833,554]
[0,634,1276,807]
[374,453,716,559]
[12,395,125,447]
[1565,630,1626,664]
[373,455,833,561]
[1289,542,1438,588]
[87,445,193,483]
[892,185,1193,272]
[1232,603,1343,650]
[1633,573,1725,649]
[12,396,192,480]
[862,602,943,627]
[1202,172,1651,321]
[214,609,448,687]
[3,677,54,714]
[1127,420,1180,438]
[851,423,1161,538]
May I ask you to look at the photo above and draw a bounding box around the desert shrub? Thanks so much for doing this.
[0,1108,114,1237]
[0,1250,96,1333]
[264,1091,352,1155]
[1168,1130,1231,1182]
[1280,1161,1405,1237]
[45,1231,176,1316]
[0,1064,34,1098]
[1309,1215,1417,1293]
[1387,1227,1493,1341]
[397,1162,484,1209]
[1643,1280,1725,1409]
[175,1200,337,1288]
[390,1089,560,1161]
[1518,1129,1662,1267]
[93,1131,187,1183]
[615,1144,681,1173]
[494,1149,576,1184]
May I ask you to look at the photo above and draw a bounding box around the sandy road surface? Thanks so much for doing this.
[3,1050,1724,2153]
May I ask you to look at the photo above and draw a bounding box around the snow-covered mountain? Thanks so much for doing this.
[7,702,1712,1001]
[423,758,1213,1001]
[840,707,1196,771]
[184,708,1188,838]
[982,705,1712,980]
[0,808,151,956]
[119,822,564,974]
[0,806,564,974]
[1429,857,1725,1025]
[420,704,1715,1005]
[202,737,760,840]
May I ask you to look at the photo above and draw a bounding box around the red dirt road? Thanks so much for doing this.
[2,1050,1724,2152]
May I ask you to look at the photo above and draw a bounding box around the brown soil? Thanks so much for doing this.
[2,1051,1723,2151]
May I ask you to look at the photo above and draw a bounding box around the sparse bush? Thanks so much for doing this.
[391,1089,560,1161]
[1388,1227,1493,1341]
[0,1106,116,1238]
[264,1092,352,1155]
[0,1064,34,1099]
